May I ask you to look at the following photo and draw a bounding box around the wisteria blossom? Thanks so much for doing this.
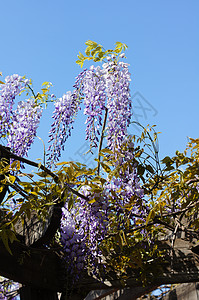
[103,60,132,151]
[82,59,131,151]
[61,186,109,279]
[61,204,86,280]
[0,74,29,138]
[82,66,106,147]
[7,99,43,157]
[47,71,86,165]
[47,56,132,164]
[61,141,144,278]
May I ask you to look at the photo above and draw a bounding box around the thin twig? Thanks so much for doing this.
[97,107,108,175]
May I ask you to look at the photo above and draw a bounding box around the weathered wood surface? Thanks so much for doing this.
[14,204,62,247]
[84,286,159,300]
[1,235,199,297]
[0,239,65,292]
[162,282,199,300]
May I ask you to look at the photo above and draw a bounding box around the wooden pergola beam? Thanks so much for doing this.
[0,240,65,292]
[0,237,199,298]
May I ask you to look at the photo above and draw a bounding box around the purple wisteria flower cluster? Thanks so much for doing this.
[47,71,86,165]
[80,57,132,152]
[61,204,86,280]
[47,54,132,164]
[0,74,29,138]
[82,66,106,147]
[47,91,77,164]
[0,74,43,157]
[7,99,43,157]
[61,186,109,279]
[103,59,132,151]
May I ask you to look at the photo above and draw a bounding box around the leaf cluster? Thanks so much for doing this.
[76,40,128,67]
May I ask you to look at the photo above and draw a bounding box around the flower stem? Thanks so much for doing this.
[97,107,108,175]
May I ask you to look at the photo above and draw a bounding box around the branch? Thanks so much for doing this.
[186,178,199,185]
[97,107,108,175]
[26,84,38,100]
[0,145,89,202]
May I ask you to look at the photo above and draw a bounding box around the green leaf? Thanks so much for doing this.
[161,156,173,164]
[85,47,91,56]
[146,209,155,225]
[88,198,96,204]
[85,40,98,48]
[9,175,16,184]
[100,149,113,154]
[42,81,50,86]
[76,59,82,65]
[41,88,48,94]
[36,171,49,177]
[68,196,74,211]
[146,164,154,174]
[90,187,102,193]
[101,163,111,173]
[137,165,145,176]
[7,230,18,244]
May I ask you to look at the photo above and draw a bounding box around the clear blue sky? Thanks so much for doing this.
[1,0,198,166]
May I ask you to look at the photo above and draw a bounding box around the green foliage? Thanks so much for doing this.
[1,118,199,286]
[76,40,128,67]
[24,80,53,107]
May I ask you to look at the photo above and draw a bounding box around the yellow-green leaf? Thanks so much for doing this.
[146,209,155,225]
[101,163,111,173]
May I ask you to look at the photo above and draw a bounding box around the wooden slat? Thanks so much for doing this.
[0,237,199,298]
[14,204,62,247]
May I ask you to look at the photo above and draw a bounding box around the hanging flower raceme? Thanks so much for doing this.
[7,99,43,157]
[103,58,132,151]
[47,71,86,166]
[61,186,109,280]
[82,66,106,148]
[47,55,132,164]
[61,204,86,281]
[81,57,132,151]
[0,74,29,138]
